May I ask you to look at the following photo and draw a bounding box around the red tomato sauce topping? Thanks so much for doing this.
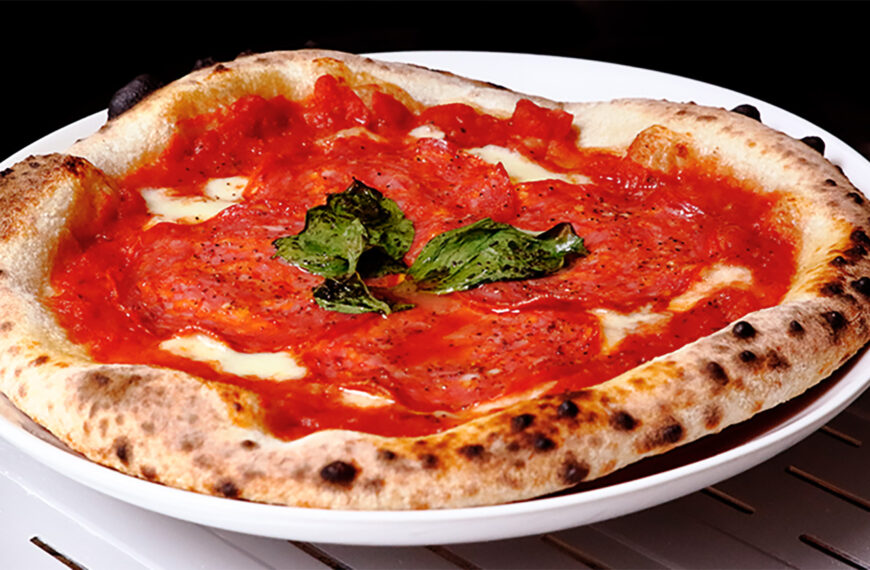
[50,75,796,440]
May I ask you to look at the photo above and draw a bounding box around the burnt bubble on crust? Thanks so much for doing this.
[788,320,805,336]
[556,399,579,418]
[108,74,164,120]
[731,104,761,121]
[732,321,757,339]
[320,460,358,486]
[800,136,826,155]
[850,277,870,296]
[822,310,848,332]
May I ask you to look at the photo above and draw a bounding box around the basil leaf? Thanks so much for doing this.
[272,179,414,279]
[407,218,588,294]
[313,274,412,315]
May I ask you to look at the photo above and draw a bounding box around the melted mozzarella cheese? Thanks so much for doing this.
[667,264,753,312]
[339,388,395,408]
[408,124,446,140]
[593,263,755,352]
[141,176,248,227]
[466,145,592,185]
[592,306,670,352]
[160,333,307,381]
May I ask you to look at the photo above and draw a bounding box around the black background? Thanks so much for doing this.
[2,1,868,162]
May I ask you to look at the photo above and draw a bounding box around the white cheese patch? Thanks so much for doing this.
[141,176,248,227]
[159,333,307,381]
[592,263,755,352]
[339,388,395,409]
[466,145,592,185]
[667,264,754,313]
[408,124,446,140]
[592,306,670,352]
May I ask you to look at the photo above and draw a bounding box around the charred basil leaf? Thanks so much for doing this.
[313,274,412,315]
[408,218,588,294]
[272,179,414,278]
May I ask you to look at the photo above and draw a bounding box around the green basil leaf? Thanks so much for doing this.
[313,274,412,315]
[407,218,588,294]
[272,179,414,279]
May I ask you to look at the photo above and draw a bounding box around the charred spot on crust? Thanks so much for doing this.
[850,277,870,296]
[820,282,845,297]
[851,230,870,248]
[765,351,790,370]
[556,399,579,418]
[377,449,398,462]
[704,361,729,385]
[215,479,240,498]
[831,255,850,267]
[533,434,557,452]
[320,461,358,486]
[822,311,848,332]
[732,321,756,339]
[140,466,158,481]
[704,406,723,429]
[458,444,485,459]
[801,136,825,155]
[731,104,761,121]
[108,74,164,120]
[846,245,868,261]
[113,437,131,465]
[645,422,685,450]
[611,410,638,431]
[511,413,535,432]
[29,355,49,367]
[240,439,259,450]
[561,459,590,485]
[847,192,865,205]
[419,453,439,470]
[825,178,838,187]
[788,320,805,336]
[738,350,757,363]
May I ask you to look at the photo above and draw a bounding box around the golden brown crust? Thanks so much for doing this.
[2,50,870,509]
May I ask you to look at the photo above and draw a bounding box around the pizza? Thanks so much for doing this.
[1,49,869,510]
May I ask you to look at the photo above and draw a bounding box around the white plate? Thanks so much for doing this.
[1,51,869,546]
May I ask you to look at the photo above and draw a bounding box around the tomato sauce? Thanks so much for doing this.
[49,75,796,440]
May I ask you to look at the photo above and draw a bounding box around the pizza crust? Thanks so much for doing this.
[2,50,869,509]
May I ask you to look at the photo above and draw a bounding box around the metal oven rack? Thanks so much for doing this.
[2,388,869,570]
